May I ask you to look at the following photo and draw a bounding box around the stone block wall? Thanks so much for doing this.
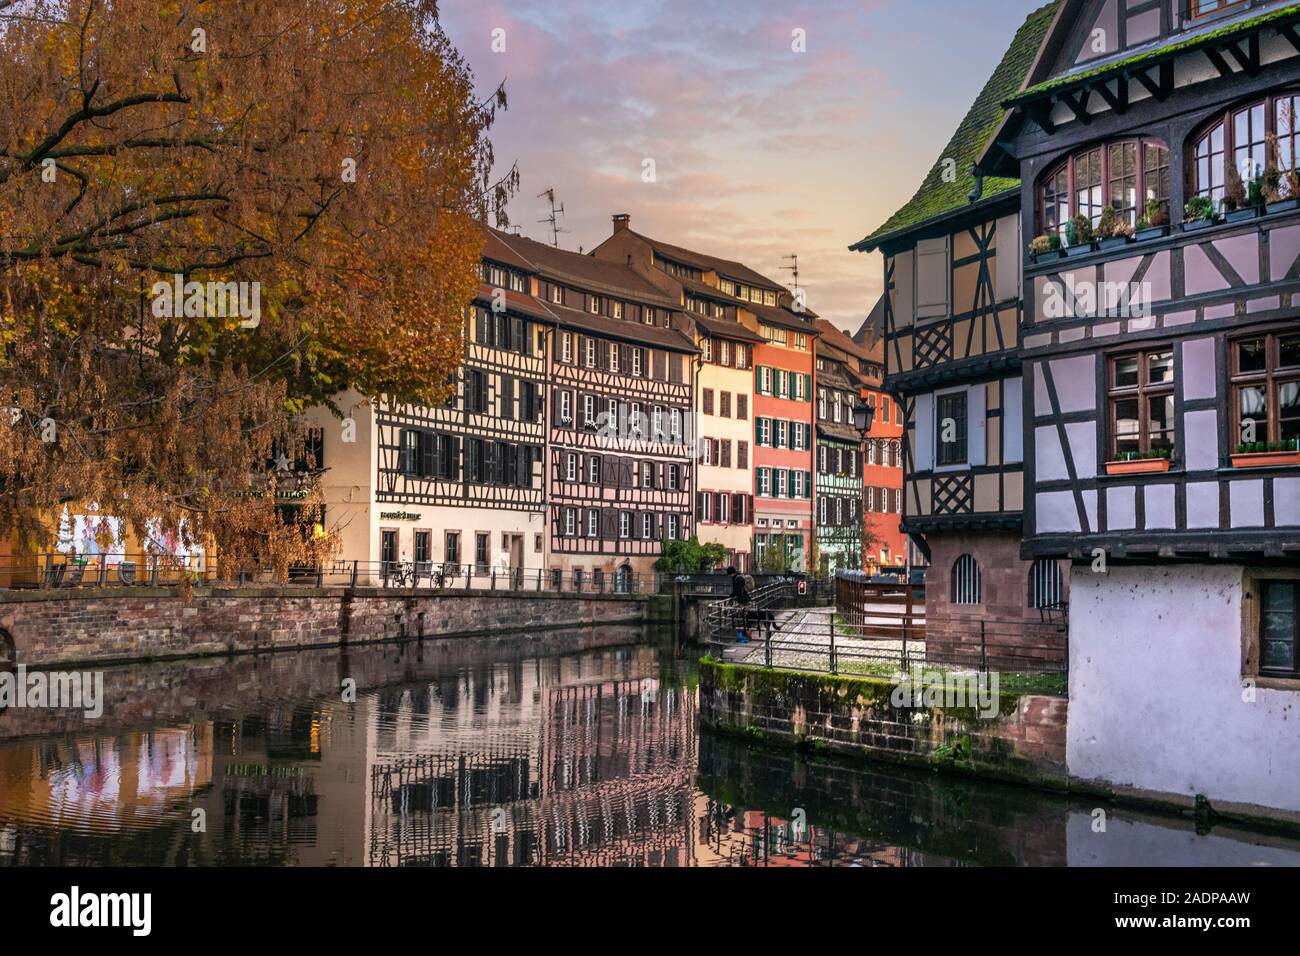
[0,587,649,667]
[699,660,1068,788]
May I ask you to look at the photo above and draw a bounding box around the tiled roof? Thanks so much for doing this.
[488,228,680,307]
[541,300,697,353]
[815,319,875,363]
[626,230,786,292]
[692,313,766,345]
[853,296,887,351]
[849,1,1059,253]
[746,299,819,335]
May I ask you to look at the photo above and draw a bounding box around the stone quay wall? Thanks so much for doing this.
[699,659,1068,790]
[0,586,656,667]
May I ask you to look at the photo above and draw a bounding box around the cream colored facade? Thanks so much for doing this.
[306,390,547,589]
[695,356,755,569]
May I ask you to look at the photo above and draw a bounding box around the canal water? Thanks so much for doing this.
[1,629,1297,867]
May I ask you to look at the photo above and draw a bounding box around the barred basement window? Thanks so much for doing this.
[952,554,982,605]
[1028,558,1064,609]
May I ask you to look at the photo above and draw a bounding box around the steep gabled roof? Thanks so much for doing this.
[850,1,1059,253]
[815,318,874,363]
[852,296,887,354]
[488,228,679,307]
[626,230,786,292]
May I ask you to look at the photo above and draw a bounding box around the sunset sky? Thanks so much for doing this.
[439,0,1046,333]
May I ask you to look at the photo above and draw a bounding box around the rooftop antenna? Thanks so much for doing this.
[781,253,801,297]
[537,188,567,247]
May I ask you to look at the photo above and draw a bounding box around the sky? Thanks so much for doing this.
[438,0,1045,334]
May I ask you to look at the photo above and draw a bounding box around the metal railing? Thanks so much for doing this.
[0,554,665,596]
[708,612,1067,693]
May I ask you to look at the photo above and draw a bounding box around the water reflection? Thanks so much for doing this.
[0,634,1297,867]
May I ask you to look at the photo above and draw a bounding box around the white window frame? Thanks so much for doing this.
[565,453,577,482]
[620,513,630,539]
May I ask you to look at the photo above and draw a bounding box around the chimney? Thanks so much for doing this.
[612,213,630,233]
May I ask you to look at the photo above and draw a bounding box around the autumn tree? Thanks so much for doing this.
[0,0,516,573]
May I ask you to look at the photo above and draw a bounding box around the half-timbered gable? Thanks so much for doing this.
[851,2,1057,629]
[988,1,1300,562]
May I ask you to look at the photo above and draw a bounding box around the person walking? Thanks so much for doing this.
[729,565,752,643]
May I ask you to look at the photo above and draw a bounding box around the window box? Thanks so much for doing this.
[1105,457,1171,476]
[1028,249,1065,265]
[1097,236,1132,252]
[1266,197,1300,216]
[1231,449,1300,469]
[1062,241,1096,258]
[1182,216,1218,233]
[1224,205,1261,224]
[1134,224,1169,242]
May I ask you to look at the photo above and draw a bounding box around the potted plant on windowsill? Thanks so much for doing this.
[1134,198,1170,241]
[1262,145,1300,215]
[1231,439,1300,468]
[1222,162,1261,224]
[1105,448,1172,476]
[1028,233,1063,263]
[1095,206,1135,251]
[1182,195,1218,232]
[1063,214,1095,257]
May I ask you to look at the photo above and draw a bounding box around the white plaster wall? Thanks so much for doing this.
[1069,564,1300,816]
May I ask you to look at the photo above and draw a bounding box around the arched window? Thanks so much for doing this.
[1039,138,1170,236]
[952,555,982,605]
[1191,93,1300,210]
[1028,558,1064,609]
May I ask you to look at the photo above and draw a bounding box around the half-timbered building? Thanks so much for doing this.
[488,231,698,585]
[307,229,552,584]
[812,333,866,573]
[985,0,1300,819]
[851,3,1057,634]
[591,216,815,571]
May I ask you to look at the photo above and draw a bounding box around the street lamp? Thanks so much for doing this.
[852,402,875,438]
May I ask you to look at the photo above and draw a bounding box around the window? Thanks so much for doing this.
[1231,332,1300,449]
[633,349,643,377]
[611,345,620,372]
[588,455,601,484]
[619,512,631,539]
[583,394,595,428]
[562,332,573,364]
[641,513,652,539]
[585,338,596,367]
[1109,349,1176,459]
[668,464,680,490]
[1259,580,1299,677]
[667,515,680,540]
[1038,138,1169,234]
[735,344,749,370]
[720,392,731,418]
[565,453,577,482]
[414,530,431,565]
[1029,559,1064,609]
[475,532,490,571]
[952,555,982,605]
[1191,95,1300,210]
[560,391,572,425]
[738,441,748,470]
[703,389,714,416]
[1190,0,1247,17]
[587,509,599,538]
[758,468,771,496]
[936,391,969,467]
[551,285,563,305]
[775,420,787,448]
[818,388,827,420]
[445,532,461,567]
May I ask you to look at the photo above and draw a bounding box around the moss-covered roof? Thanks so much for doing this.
[1010,3,1300,103]
[850,1,1059,254]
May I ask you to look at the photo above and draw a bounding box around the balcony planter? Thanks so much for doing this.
[1266,197,1300,215]
[1134,224,1169,242]
[1097,236,1132,252]
[1029,249,1065,265]
[1224,205,1261,224]
[1231,449,1300,468]
[1105,456,1172,476]
[1062,241,1096,258]
[1182,216,1218,233]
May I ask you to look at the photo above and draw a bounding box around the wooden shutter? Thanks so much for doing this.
[654,350,667,381]
[721,440,731,468]
[696,492,705,521]
[738,441,748,470]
